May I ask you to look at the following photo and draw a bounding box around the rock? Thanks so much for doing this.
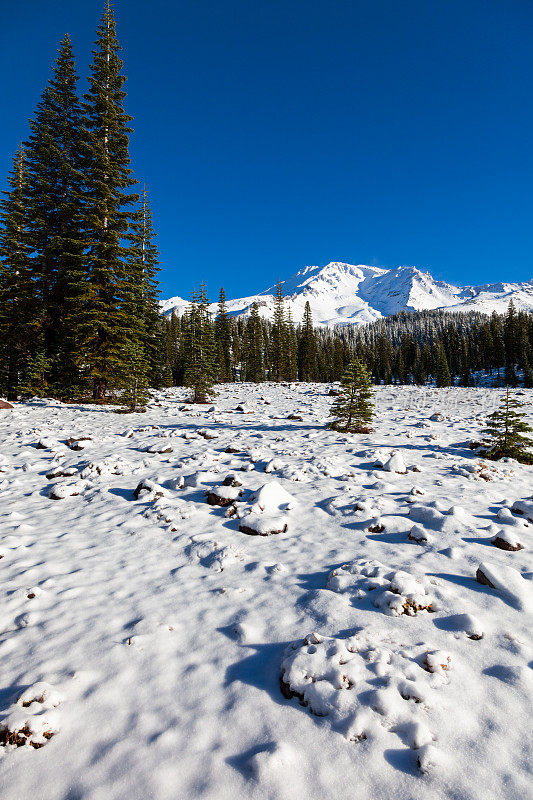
[476,562,532,612]
[133,479,166,500]
[239,513,288,536]
[430,412,445,422]
[327,388,340,396]
[408,524,431,544]
[67,437,92,451]
[145,444,173,454]
[250,481,296,512]
[511,497,533,522]
[222,473,242,487]
[287,414,303,421]
[49,481,84,500]
[0,399,14,410]
[491,530,523,551]
[225,446,241,454]
[45,467,78,480]
[198,428,219,440]
[206,485,243,506]
[368,522,385,533]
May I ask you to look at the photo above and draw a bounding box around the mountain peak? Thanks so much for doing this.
[162,262,533,327]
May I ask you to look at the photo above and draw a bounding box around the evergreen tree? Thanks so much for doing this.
[435,341,451,387]
[285,307,298,381]
[271,280,286,382]
[328,359,374,433]
[215,287,232,382]
[504,300,519,386]
[21,34,87,396]
[298,301,317,381]
[119,340,150,411]
[244,302,265,381]
[0,147,41,399]
[79,4,138,399]
[482,387,533,464]
[125,185,161,385]
[182,284,216,402]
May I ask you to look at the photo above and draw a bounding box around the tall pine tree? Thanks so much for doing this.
[79,4,138,399]
[22,34,87,396]
[215,287,232,382]
[183,284,217,402]
[0,147,40,399]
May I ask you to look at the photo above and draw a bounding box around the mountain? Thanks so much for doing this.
[161,262,533,327]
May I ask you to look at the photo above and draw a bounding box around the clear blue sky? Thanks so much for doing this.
[2,1,532,300]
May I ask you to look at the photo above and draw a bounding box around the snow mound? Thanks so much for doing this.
[476,562,533,612]
[0,682,63,749]
[281,630,451,769]
[327,559,435,616]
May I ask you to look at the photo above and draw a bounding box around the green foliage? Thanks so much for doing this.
[0,148,39,399]
[119,340,150,411]
[328,359,374,433]
[215,287,232,382]
[435,342,451,387]
[77,6,139,399]
[482,387,533,464]
[183,284,217,403]
[298,301,318,381]
[244,302,265,381]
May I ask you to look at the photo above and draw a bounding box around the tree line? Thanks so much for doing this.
[162,288,533,393]
[0,6,163,403]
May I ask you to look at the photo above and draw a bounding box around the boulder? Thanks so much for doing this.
[0,399,14,410]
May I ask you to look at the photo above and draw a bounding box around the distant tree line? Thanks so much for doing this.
[0,6,163,405]
[163,288,533,391]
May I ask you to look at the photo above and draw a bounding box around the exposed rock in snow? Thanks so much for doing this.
[491,529,523,551]
[476,563,532,611]
[512,497,533,522]
[327,559,435,616]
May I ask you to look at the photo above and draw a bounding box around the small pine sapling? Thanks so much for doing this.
[482,387,533,464]
[328,359,374,433]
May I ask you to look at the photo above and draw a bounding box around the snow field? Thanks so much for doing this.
[0,383,532,800]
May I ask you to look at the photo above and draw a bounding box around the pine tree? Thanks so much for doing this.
[482,387,533,464]
[79,4,138,399]
[245,302,265,381]
[125,185,161,385]
[435,342,451,387]
[21,34,87,396]
[298,301,317,381]
[328,359,374,433]
[119,340,150,411]
[183,284,217,402]
[0,147,41,399]
[285,307,298,381]
[215,287,232,382]
[504,300,519,386]
[271,280,286,382]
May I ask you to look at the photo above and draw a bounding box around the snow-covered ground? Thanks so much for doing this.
[0,383,532,800]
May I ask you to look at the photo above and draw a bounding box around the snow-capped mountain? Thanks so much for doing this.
[161,261,533,327]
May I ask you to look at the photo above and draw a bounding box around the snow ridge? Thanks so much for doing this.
[161,262,533,327]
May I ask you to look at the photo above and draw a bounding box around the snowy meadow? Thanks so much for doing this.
[0,383,532,800]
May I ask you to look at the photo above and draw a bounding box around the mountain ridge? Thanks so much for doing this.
[161,262,533,327]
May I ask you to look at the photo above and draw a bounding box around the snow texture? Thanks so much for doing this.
[0,383,532,800]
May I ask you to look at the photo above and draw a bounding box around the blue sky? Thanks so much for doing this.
[2,1,532,300]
